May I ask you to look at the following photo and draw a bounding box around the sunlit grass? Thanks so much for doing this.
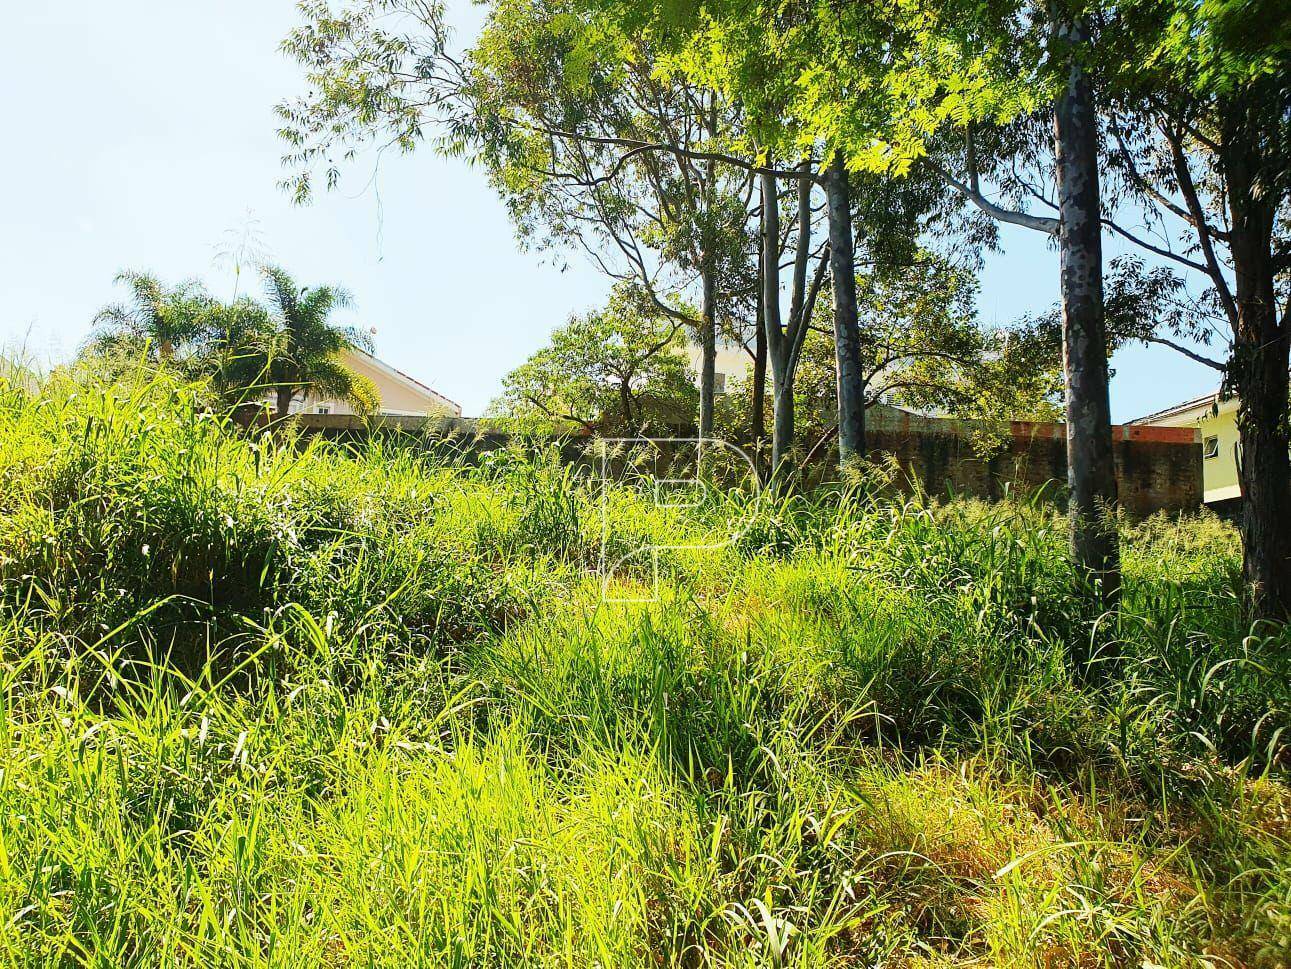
[0,364,1286,966]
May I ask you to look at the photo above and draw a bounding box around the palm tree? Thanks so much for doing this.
[90,271,212,365]
[203,297,275,406]
[259,266,378,420]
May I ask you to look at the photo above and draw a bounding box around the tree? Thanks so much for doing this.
[580,0,1018,480]
[661,2,879,470]
[201,298,277,407]
[463,0,756,439]
[848,0,1120,605]
[89,271,213,367]
[759,165,828,483]
[490,286,696,434]
[277,0,752,440]
[720,252,1064,474]
[716,0,1121,601]
[1100,0,1291,620]
[256,266,378,421]
[279,0,911,480]
[797,255,1061,439]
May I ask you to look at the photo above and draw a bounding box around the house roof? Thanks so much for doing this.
[1126,390,1221,426]
[351,348,462,415]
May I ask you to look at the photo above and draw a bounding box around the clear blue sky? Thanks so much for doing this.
[1,0,1219,419]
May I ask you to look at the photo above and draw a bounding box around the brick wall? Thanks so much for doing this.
[297,410,1203,518]
[866,410,1202,518]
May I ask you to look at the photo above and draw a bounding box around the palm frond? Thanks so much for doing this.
[261,265,300,322]
[309,357,381,416]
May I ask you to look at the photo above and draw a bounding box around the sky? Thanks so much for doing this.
[0,0,1220,419]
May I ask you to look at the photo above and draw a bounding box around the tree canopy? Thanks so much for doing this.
[86,266,379,421]
[491,285,696,434]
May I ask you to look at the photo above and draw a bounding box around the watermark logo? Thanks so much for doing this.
[594,437,760,602]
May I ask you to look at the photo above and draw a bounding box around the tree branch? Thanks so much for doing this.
[1146,336,1227,372]
[928,160,1061,236]
[1164,125,1239,327]
[1101,217,1210,274]
[509,117,809,180]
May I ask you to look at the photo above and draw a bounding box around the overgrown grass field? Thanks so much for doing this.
[0,366,1287,966]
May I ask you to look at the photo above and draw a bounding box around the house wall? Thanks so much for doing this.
[684,341,752,394]
[298,349,460,417]
[1140,397,1240,503]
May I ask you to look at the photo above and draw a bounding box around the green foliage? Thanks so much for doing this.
[491,285,698,434]
[280,0,757,379]
[0,367,1287,965]
[89,271,215,368]
[717,254,1063,461]
[277,0,449,203]
[255,265,379,417]
[85,266,380,419]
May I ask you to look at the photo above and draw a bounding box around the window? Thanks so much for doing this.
[713,372,727,394]
[1203,435,1219,459]
[316,405,331,415]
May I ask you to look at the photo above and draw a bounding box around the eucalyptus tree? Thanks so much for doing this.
[1098,0,1291,620]
[760,165,828,483]
[278,0,752,440]
[614,0,1126,602]
[280,0,883,469]
[257,266,378,421]
[462,0,761,440]
[667,5,879,467]
[866,0,1124,605]
[751,0,1122,601]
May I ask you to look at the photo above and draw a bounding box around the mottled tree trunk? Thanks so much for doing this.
[771,376,795,479]
[1225,131,1291,622]
[823,154,865,467]
[751,294,768,475]
[761,172,792,484]
[698,111,718,444]
[1053,13,1119,607]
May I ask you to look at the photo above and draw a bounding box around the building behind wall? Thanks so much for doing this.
[288,348,462,423]
[1128,392,1240,512]
[683,339,751,397]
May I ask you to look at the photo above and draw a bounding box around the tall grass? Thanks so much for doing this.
[0,365,1286,966]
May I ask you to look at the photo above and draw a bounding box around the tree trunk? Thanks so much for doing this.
[698,103,719,444]
[274,385,295,422]
[823,154,865,467]
[761,171,793,486]
[751,296,768,474]
[1225,128,1291,622]
[699,263,717,440]
[771,378,795,484]
[1053,12,1120,607]
[1234,327,1291,622]
[618,379,636,431]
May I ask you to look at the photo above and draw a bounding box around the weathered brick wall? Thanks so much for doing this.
[866,411,1202,517]
[297,411,1203,518]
